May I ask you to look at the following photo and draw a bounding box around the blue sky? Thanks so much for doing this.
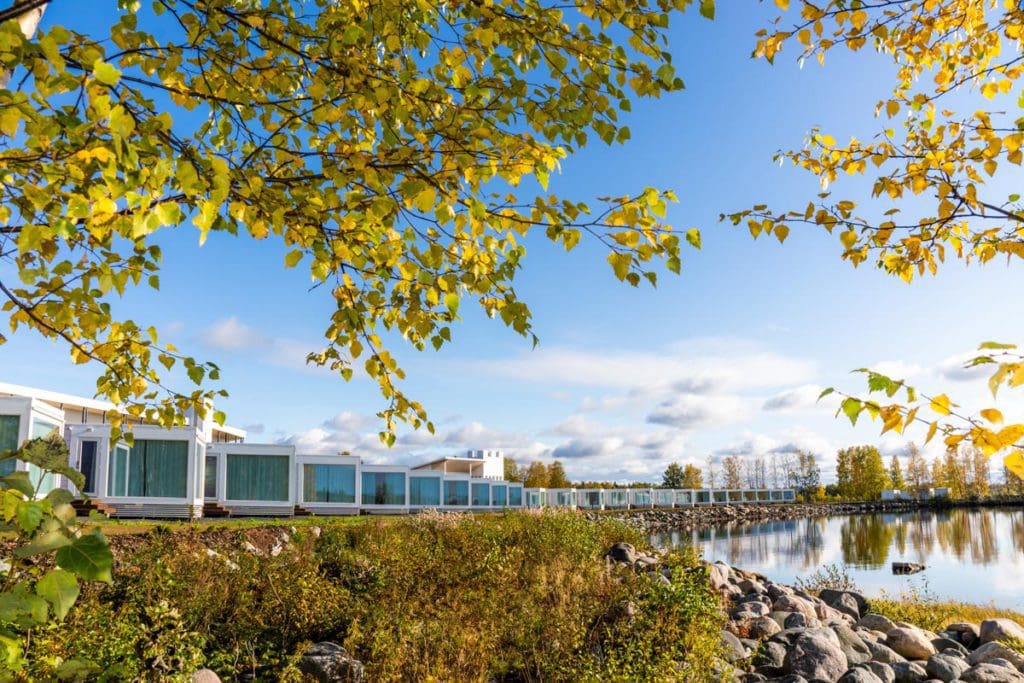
[4,3,1022,483]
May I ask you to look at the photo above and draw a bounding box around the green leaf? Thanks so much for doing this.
[840,397,862,426]
[36,569,79,620]
[15,530,72,558]
[284,250,303,268]
[818,387,835,400]
[92,59,121,86]
[55,533,113,583]
[607,252,631,281]
[444,292,459,315]
[685,229,701,249]
[979,341,1017,350]
[15,501,44,534]
[699,0,715,20]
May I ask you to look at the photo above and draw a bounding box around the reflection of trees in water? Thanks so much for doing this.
[907,512,936,563]
[935,509,998,565]
[1012,512,1024,555]
[841,515,895,568]
[653,517,826,569]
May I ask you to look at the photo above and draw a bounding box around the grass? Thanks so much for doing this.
[870,581,1024,633]
[22,510,725,682]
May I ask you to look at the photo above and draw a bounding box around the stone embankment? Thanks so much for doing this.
[590,501,927,532]
[606,542,1024,682]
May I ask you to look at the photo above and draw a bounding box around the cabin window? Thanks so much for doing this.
[226,454,289,501]
[303,464,356,504]
[361,472,405,505]
[0,415,18,476]
[508,487,522,506]
[444,480,468,506]
[108,439,188,498]
[491,485,507,506]
[472,483,489,506]
[204,455,218,499]
[409,476,441,506]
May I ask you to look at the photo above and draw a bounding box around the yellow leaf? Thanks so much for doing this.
[1005,451,1024,481]
[981,408,1004,424]
[774,0,789,9]
[929,394,951,416]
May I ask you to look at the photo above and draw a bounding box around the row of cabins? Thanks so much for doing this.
[0,382,795,518]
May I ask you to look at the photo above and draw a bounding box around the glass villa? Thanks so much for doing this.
[0,382,794,519]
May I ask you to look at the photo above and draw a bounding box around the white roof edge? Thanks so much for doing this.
[0,381,246,436]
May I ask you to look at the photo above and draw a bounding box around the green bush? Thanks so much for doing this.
[25,511,724,681]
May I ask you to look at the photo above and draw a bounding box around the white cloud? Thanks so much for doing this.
[646,394,749,430]
[936,351,991,383]
[198,316,270,352]
[762,384,829,412]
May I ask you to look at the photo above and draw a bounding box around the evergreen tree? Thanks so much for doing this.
[889,455,906,490]
[661,462,685,488]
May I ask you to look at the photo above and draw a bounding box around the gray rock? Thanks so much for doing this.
[606,542,638,564]
[887,628,937,661]
[968,641,1024,670]
[890,661,928,683]
[867,639,907,665]
[945,622,980,649]
[733,602,771,619]
[990,657,1019,669]
[299,642,365,683]
[930,638,968,656]
[740,578,766,594]
[754,640,788,669]
[821,589,870,616]
[775,595,818,621]
[925,653,969,682]
[786,612,821,629]
[961,663,1024,682]
[828,592,866,621]
[721,629,748,663]
[980,619,1024,646]
[771,611,795,628]
[865,662,896,683]
[191,671,221,683]
[783,628,849,682]
[749,616,783,640]
[839,665,885,683]
[834,624,873,666]
[768,583,794,601]
[773,676,809,683]
[859,615,897,633]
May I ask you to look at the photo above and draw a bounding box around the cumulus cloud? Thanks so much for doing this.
[323,411,371,432]
[646,394,748,430]
[762,384,830,412]
[936,352,991,383]
[198,316,270,352]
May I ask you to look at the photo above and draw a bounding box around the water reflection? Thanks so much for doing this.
[652,508,1024,605]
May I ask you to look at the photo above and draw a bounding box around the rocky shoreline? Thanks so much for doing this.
[589,499,1024,533]
[607,543,1024,682]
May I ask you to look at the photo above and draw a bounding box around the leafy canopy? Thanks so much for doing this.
[0,0,699,442]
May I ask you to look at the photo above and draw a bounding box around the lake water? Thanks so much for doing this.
[651,507,1024,608]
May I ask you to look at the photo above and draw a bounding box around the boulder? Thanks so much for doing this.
[748,616,783,640]
[930,637,967,656]
[739,578,766,595]
[721,629,748,663]
[820,589,869,619]
[980,619,1024,645]
[858,615,897,634]
[605,543,638,564]
[753,640,788,669]
[775,595,818,621]
[838,666,885,683]
[945,622,980,649]
[191,671,221,683]
[783,628,849,682]
[865,661,896,683]
[833,624,872,666]
[867,640,907,665]
[889,661,928,683]
[968,641,1024,670]
[925,652,969,682]
[886,627,937,661]
[960,662,1024,682]
[785,612,820,629]
[298,642,365,683]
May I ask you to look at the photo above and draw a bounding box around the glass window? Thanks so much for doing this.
[508,486,522,506]
[204,455,218,499]
[491,485,507,507]
[0,415,19,476]
[361,472,405,505]
[80,441,98,494]
[409,476,441,506]
[472,482,489,506]
[303,464,356,504]
[227,454,289,501]
[108,441,188,498]
[444,480,468,506]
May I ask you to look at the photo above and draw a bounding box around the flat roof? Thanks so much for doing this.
[0,381,246,440]
[411,456,492,470]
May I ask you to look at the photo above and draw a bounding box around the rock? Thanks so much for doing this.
[605,543,638,564]
[191,671,221,683]
[960,663,1024,682]
[754,641,788,669]
[945,623,980,649]
[892,562,925,575]
[298,642,365,683]
[867,640,907,665]
[859,615,897,633]
[749,616,783,640]
[768,583,794,601]
[783,628,849,682]
[886,627,937,661]
[733,602,771,619]
[930,638,967,656]
[721,630,748,663]
[968,641,1024,670]
[785,612,820,629]
[865,661,896,683]
[821,590,869,619]
[925,653,969,682]
[980,619,1024,645]
[839,665,885,683]
[773,676,809,683]
[990,657,1018,669]
[775,595,818,622]
[833,624,872,666]
[890,660,928,682]
[740,578,766,594]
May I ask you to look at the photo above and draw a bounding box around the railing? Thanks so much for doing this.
[523,488,797,509]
